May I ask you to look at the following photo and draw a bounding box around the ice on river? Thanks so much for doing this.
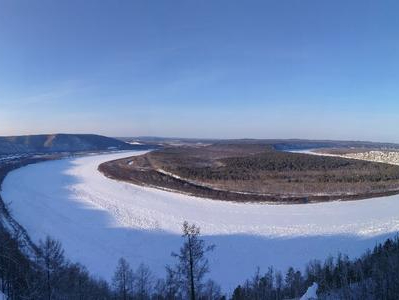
[2,151,399,291]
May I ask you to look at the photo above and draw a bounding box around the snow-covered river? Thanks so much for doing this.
[2,151,399,291]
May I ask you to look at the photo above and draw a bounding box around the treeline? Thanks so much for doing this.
[1,218,399,299]
[0,226,111,299]
[104,146,399,201]
[110,222,222,300]
[232,235,399,300]
[0,221,223,300]
[174,150,399,183]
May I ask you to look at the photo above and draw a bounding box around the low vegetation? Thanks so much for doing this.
[100,144,399,203]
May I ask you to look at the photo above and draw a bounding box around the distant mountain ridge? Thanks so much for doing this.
[123,136,399,150]
[0,134,137,155]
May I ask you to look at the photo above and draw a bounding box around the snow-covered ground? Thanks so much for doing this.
[343,150,399,166]
[0,153,29,162]
[0,291,6,300]
[300,282,318,300]
[289,149,399,166]
[286,149,337,157]
[2,151,399,292]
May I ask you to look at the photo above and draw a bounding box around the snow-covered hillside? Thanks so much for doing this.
[291,149,399,166]
[2,151,399,291]
[343,150,399,166]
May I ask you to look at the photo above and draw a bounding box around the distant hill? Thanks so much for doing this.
[121,136,399,150]
[0,134,141,155]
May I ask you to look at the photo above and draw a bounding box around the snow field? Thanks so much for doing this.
[2,151,399,291]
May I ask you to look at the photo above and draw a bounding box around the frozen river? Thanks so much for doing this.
[2,151,399,291]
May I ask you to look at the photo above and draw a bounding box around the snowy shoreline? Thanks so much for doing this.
[288,148,399,166]
[2,151,399,291]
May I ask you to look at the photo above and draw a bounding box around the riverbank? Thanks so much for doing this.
[2,151,399,290]
[99,145,399,203]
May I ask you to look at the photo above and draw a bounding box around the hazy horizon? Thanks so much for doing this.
[1,1,399,142]
[2,132,399,145]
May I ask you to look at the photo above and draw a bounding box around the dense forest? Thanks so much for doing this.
[1,216,398,299]
[174,149,399,183]
[231,236,399,300]
[100,144,399,203]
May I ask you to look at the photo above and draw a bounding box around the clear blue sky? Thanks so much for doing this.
[1,0,398,142]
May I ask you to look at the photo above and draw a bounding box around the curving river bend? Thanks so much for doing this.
[2,151,399,291]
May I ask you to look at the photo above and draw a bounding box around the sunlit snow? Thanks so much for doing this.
[2,151,399,291]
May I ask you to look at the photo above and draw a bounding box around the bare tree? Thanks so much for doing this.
[275,271,283,300]
[169,221,214,300]
[201,279,222,300]
[38,236,65,300]
[133,263,153,300]
[164,266,181,299]
[112,257,134,300]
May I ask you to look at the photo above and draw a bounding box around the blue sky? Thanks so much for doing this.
[0,0,398,142]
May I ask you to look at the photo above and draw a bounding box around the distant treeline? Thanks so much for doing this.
[100,144,399,202]
[135,145,399,200]
[171,149,399,183]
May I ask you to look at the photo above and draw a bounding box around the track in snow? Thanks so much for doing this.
[2,151,399,291]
